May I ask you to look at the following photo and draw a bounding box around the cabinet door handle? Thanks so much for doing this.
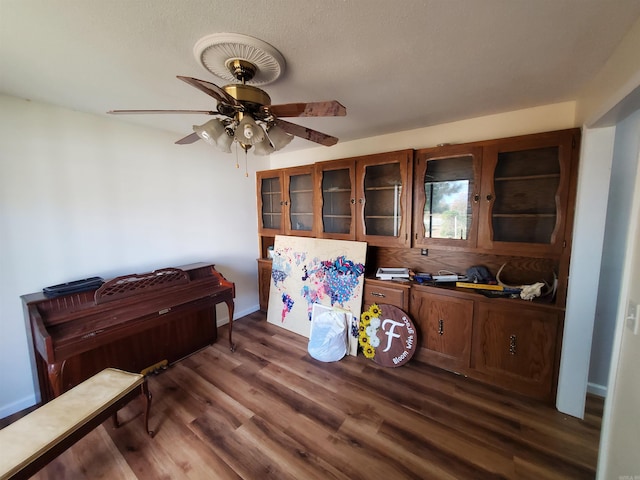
[284,200,289,206]
[438,319,444,336]
[473,193,480,203]
[370,292,385,298]
[350,198,356,204]
[486,194,493,202]
[359,198,365,204]
[509,334,517,355]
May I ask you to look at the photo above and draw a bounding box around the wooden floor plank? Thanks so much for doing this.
[26,311,601,479]
[31,426,137,480]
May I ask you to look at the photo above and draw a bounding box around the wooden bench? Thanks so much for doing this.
[0,368,153,480]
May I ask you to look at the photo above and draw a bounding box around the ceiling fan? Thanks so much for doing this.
[108,34,346,156]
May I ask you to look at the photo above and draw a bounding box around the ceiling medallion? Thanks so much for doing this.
[193,33,286,86]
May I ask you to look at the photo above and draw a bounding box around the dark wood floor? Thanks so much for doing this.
[31,311,603,479]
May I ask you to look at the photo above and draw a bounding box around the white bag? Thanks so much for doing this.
[308,306,348,362]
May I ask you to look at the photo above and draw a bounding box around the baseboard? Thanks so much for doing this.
[216,304,260,327]
[0,393,37,422]
[587,382,607,398]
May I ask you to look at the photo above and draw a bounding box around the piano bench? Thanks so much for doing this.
[0,368,153,480]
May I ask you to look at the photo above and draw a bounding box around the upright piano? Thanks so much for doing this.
[22,262,235,403]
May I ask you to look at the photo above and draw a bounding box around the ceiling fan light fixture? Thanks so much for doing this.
[267,124,294,151]
[234,114,265,145]
[193,119,232,153]
[217,130,234,153]
[253,137,275,156]
[193,119,224,145]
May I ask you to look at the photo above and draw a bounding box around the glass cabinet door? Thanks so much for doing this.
[492,147,560,243]
[315,159,356,239]
[362,162,402,236]
[284,166,315,236]
[256,170,283,234]
[479,130,574,254]
[412,146,482,248]
[357,150,412,247]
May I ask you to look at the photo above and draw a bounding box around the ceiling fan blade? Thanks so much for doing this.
[268,101,346,118]
[108,109,216,115]
[175,132,201,145]
[177,76,239,106]
[275,119,339,146]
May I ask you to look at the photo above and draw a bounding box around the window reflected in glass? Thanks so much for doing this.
[422,156,474,240]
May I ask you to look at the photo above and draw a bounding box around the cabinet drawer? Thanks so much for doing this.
[362,281,409,310]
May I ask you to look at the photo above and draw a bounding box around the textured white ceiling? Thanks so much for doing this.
[2,0,640,151]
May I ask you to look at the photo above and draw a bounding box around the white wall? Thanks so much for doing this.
[597,122,640,479]
[554,14,640,420]
[575,15,640,127]
[572,15,640,469]
[589,113,640,394]
[272,102,577,167]
[556,127,614,415]
[0,95,265,418]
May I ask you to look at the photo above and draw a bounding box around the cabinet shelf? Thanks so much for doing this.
[290,189,314,194]
[365,185,402,191]
[492,213,556,218]
[494,173,560,182]
[323,188,351,193]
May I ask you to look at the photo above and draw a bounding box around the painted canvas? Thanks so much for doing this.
[267,235,367,356]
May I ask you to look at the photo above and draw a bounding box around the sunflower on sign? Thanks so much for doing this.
[359,304,382,359]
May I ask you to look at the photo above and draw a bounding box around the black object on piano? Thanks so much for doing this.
[43,277,105,298]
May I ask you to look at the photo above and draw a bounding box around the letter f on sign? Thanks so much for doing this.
[381,319,404,352]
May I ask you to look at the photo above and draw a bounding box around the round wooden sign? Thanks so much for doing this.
[358,303,417,367]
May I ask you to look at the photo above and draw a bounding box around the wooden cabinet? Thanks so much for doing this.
[362,278,411,311]
[315,150,413,247]
[472,301,560,400]
[284,165,316,236]
[313,158,356,240]
[257,259,272,312]
[410,287,473,372]
[413,145,482,250]
[256,169,284,236]
[406,285,561,402]
[413,129,579,255]
[255,129,579,403]
[478,130,576,256]
[257,166,316,237]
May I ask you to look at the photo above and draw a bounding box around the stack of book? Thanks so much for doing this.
[376,268,410,280]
